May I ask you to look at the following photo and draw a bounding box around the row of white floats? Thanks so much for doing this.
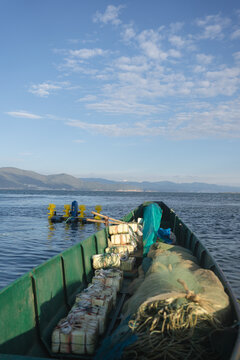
[51,220,143,355]
[51,269,122,355]
[92,221,143,271]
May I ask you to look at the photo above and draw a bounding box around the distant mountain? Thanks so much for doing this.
[0,167,239,193]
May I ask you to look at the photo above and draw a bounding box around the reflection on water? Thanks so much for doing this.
[0,190,239,298]
[47,220,55,241]
[47,219,102,244]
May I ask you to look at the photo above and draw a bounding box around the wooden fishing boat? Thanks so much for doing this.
[0,201,239,360]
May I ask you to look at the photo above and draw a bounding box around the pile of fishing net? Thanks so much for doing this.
[95,242,231,360]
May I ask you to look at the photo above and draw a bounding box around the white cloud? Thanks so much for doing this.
[57,38,240,114]
[193,65,206,73]
[77,95,97,103]
[203,24,222,39]
[67,119,166,137]
[58,58,99,74]
[29,81,69,97]
[196,67,240,97]
[168,49,182,58]
[136,27,186,61]
[65,96,240,139]
[114,56,149,73]
[86,99,164,116]
[168,35,186,48]
[69,48,107,59]
[196,53,213,64]
[89,63,197,107]
[195,14,231,39]
[137,28,168,60]
[169,22,184,33]
[50,7,240,143]
[230,28,240,39]
[140,41,167,60]
[67,50,233,114]
[233,51,240,62]
[6,110,42,119]
[57,47,108,75]
[93,5,124,26]
[121,24,136,42]
[169,98,240,139]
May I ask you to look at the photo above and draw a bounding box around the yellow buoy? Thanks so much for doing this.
[48,204,56,219]
[95,205,102,220]
[63,204,71,218]
[78,205,86,218]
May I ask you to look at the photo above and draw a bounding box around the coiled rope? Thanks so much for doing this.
[123,279,223,360]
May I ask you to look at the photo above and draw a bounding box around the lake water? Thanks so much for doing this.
[0,190,239,298]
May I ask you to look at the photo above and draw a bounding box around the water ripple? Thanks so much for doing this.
[0,190,239,298]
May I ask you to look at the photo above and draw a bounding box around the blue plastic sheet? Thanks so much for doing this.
[157,227,172,243]
[142,203,163,256]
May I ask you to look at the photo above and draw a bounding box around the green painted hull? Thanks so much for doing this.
[0,201,239,359]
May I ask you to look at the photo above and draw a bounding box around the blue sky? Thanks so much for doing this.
[1,0,240,185]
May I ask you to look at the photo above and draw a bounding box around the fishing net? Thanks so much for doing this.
[123,264,202,317]
[123,249,230,322]
[126,244,199,301]
[148,241,196,260]
[116,246,230,359]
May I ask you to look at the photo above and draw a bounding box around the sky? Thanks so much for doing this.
[1,0,240,185]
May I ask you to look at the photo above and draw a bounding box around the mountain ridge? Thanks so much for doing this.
[0,167,239,193]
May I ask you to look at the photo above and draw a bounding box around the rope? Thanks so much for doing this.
[177,278,215,313]
[123,280,223,360]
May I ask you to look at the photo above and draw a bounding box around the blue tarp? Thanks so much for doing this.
[157,227,172,243]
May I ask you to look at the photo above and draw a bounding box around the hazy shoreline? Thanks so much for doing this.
[1,167,240,193]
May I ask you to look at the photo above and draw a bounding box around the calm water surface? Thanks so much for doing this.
[0,190,239,298]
